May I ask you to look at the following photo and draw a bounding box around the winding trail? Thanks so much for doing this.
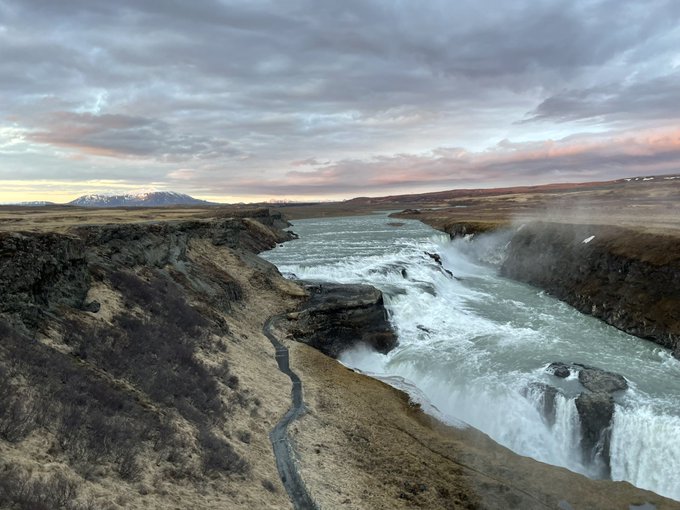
[264,315,318,510]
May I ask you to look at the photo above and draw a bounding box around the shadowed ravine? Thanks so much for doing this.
[264,315,318,510]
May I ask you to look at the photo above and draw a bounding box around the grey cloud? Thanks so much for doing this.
[24,112,243,161]
[203,131,680,196]
[526,71,680,123]
[1,0,679,197]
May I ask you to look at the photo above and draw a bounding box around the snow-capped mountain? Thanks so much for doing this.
[68,191,214,208]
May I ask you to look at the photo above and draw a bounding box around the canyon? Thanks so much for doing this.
[0,205,677,509]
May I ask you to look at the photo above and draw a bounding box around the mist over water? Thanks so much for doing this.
[262,213,680,501]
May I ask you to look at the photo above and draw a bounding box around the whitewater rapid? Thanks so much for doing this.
[262,213,680,501]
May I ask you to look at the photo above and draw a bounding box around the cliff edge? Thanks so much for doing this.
[500,222,680,358]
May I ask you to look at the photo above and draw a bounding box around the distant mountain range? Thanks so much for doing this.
[12,201,56,206]
[68,191,214,207]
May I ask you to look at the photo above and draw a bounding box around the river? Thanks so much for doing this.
[261,213,680,501]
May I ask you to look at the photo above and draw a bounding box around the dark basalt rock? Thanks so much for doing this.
[544,361,628,477]
[526,373,617,477]
[546,362,628,394]
[0,232,90,326]
[424,251,456,279]
[0,210,291,330]
[83,301,101,313]
[547,362,571,378]
[288,282,397,358]
[578,366,628,394]
[425,252,442,265]
[575,392,615,475]
[500,222,680,359]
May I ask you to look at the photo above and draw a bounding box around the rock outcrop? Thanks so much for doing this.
[0,213,294,331]
[547,362,628,394]
[574,392,615,473]
[0,232,90,326]
[541,362,629,477]
[287,282,397,358]
[501,222,680,358]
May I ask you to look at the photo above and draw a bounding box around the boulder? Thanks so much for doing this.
[546,362,628,393]
[425,252,442,265]
[578,366,628,394]
[545,361,628,477]
[546,362,571,378]
[288,282,397,358]
[575,392,615,476]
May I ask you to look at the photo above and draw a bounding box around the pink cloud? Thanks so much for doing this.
[227,127,680,196]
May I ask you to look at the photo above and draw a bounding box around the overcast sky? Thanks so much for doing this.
[1,0,679,202]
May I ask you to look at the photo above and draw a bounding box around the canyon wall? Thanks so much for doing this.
[499,222,680,358]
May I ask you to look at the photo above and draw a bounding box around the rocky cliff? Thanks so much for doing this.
[286,282,397,358]
[0,214,291,330]
[401,213,680,358]
[499,222,680,358]
[0,210,303,509]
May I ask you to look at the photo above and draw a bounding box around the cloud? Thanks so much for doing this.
[0,0,679,199]
[23,111,243,161]
[525,71,680,124]
[291,158,330,167]
[212,128,680,196]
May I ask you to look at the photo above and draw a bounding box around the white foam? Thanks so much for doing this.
[262,214,680,501]
[611,406,680,501]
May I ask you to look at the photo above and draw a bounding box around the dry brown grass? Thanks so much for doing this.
[0,205,256,233]
[0,220,302,509]
[270,177,680,237]
[390,178,680,237]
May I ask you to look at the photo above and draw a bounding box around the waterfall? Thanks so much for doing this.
[263,213,680,501]
[610,405,680,500]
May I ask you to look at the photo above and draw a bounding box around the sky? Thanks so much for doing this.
[1,0,680,203]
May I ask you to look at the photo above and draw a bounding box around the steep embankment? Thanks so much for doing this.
[500,222,680,359]
[0,211,305,509]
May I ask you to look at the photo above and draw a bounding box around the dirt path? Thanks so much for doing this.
[263,315,318,510]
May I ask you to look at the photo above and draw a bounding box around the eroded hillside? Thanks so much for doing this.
[0,211,304,509]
